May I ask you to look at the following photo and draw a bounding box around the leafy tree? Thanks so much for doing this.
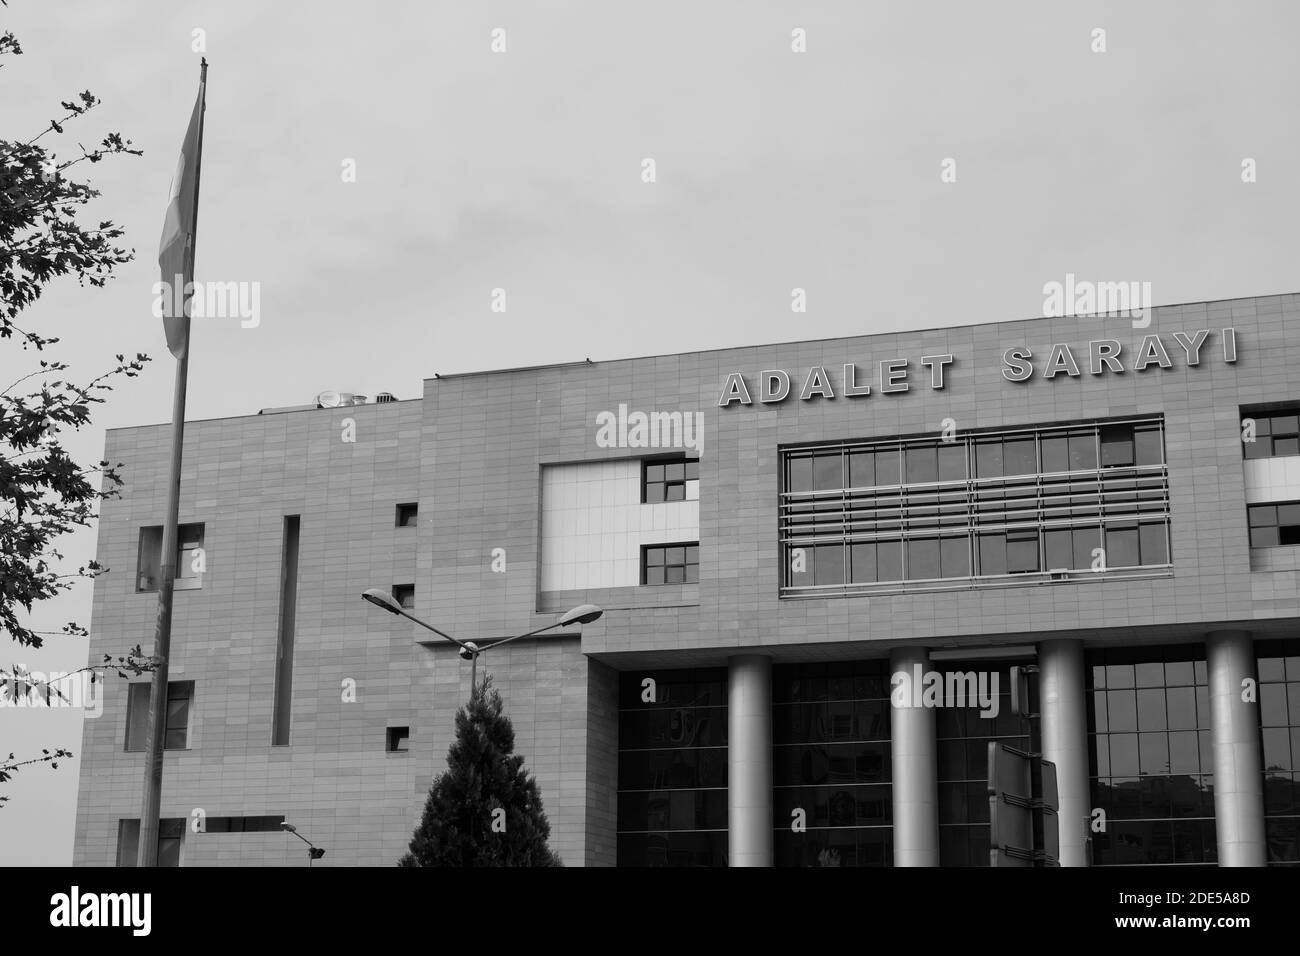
[1,0,156,804]
[399,676,563,866]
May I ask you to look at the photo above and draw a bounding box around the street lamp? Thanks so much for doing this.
[361,588,603,689]
[281,822,325,866]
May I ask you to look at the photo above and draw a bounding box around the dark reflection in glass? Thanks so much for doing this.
[1087,647,1217,865]
[1168,731,1200,775]
[618,832,728,867]
[773,662,893,867]
[619,706,728,749]
[1257,639,1300,867]
[774,827,892,868]
[618,668,728,867]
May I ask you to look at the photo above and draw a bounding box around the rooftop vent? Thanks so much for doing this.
[375,392,397,404]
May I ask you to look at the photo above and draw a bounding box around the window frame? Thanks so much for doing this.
[136,522,206,592]
[642,541,700,586]
[1247,500,1300,549]
[387,726,411,753]
[643,456,699,504]
[124,680,194,752]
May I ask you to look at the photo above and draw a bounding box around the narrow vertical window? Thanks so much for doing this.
[272,516,301,746]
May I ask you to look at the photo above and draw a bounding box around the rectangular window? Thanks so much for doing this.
[117,818,185,867]
[780,418,1168,596]
[1041,435,1069,473]
[1006,530,1039,573]
[644,457,699,503]
[125,681,194,751]
[136,523,205,592]
[272,516,300,747]
[392,584,415,608]
[1242,404,1300,460]
[849,450,874,488]
[877,540,903,583]
[395,503,418,527]
[810,451,843,491]
[202,815,286,833]
[1106,524,1140,567]
[1002,438,1036,477]
[907,537,940,580]
[979,533,1008,576]
[1100,424,1136,467]
[906,446,938,484]
[813,543,844,586]
[939,535,969,578]
[850,543,876,583]
[874,448,901,486]
[643,542,699,585]
[936,443,967,482]
[1248,502,1300,548]
[387,727,410,753]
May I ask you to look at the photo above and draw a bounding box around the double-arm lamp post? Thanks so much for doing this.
[281,822,325,866]
[361,588,603,689]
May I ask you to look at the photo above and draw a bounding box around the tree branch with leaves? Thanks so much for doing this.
[1,0,157,805]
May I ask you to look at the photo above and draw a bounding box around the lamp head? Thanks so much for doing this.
[361,588,403,615]
[559,603,603,626]
[459,640,480,661]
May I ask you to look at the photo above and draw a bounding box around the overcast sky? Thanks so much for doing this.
[2,0,1297,866]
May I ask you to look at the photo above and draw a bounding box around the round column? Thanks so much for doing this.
[889,646,939,866]
[1039,639,1091,866]
[1206,631,1266,866]
[728,654,773,867]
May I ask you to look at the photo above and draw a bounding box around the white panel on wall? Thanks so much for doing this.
[1243,457,1300,504]
[540,460,701,591]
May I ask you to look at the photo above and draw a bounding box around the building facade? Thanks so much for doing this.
[74,293,1300,866]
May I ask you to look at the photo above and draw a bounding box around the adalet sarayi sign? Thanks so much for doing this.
[718,328,1237,406]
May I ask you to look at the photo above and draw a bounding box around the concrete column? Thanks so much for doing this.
[889,646,939,866]
[1039,640,1091,866]
[728,654,772,867]
[1206,631,1266,866]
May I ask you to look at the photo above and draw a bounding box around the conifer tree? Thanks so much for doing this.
[399,675,562,866]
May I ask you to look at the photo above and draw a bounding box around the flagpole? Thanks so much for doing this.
[137,57,207,868]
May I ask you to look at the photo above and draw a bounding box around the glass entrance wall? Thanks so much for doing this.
[617,668,728,866]
[935,661,1027,866]
[772,662,893,866]
[1258,639,1300,865]
[1086,646,1217,866]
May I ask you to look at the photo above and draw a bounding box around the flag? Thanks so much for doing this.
[158,61,207,360]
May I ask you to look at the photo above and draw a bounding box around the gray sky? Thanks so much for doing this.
[2,0,1297,866]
